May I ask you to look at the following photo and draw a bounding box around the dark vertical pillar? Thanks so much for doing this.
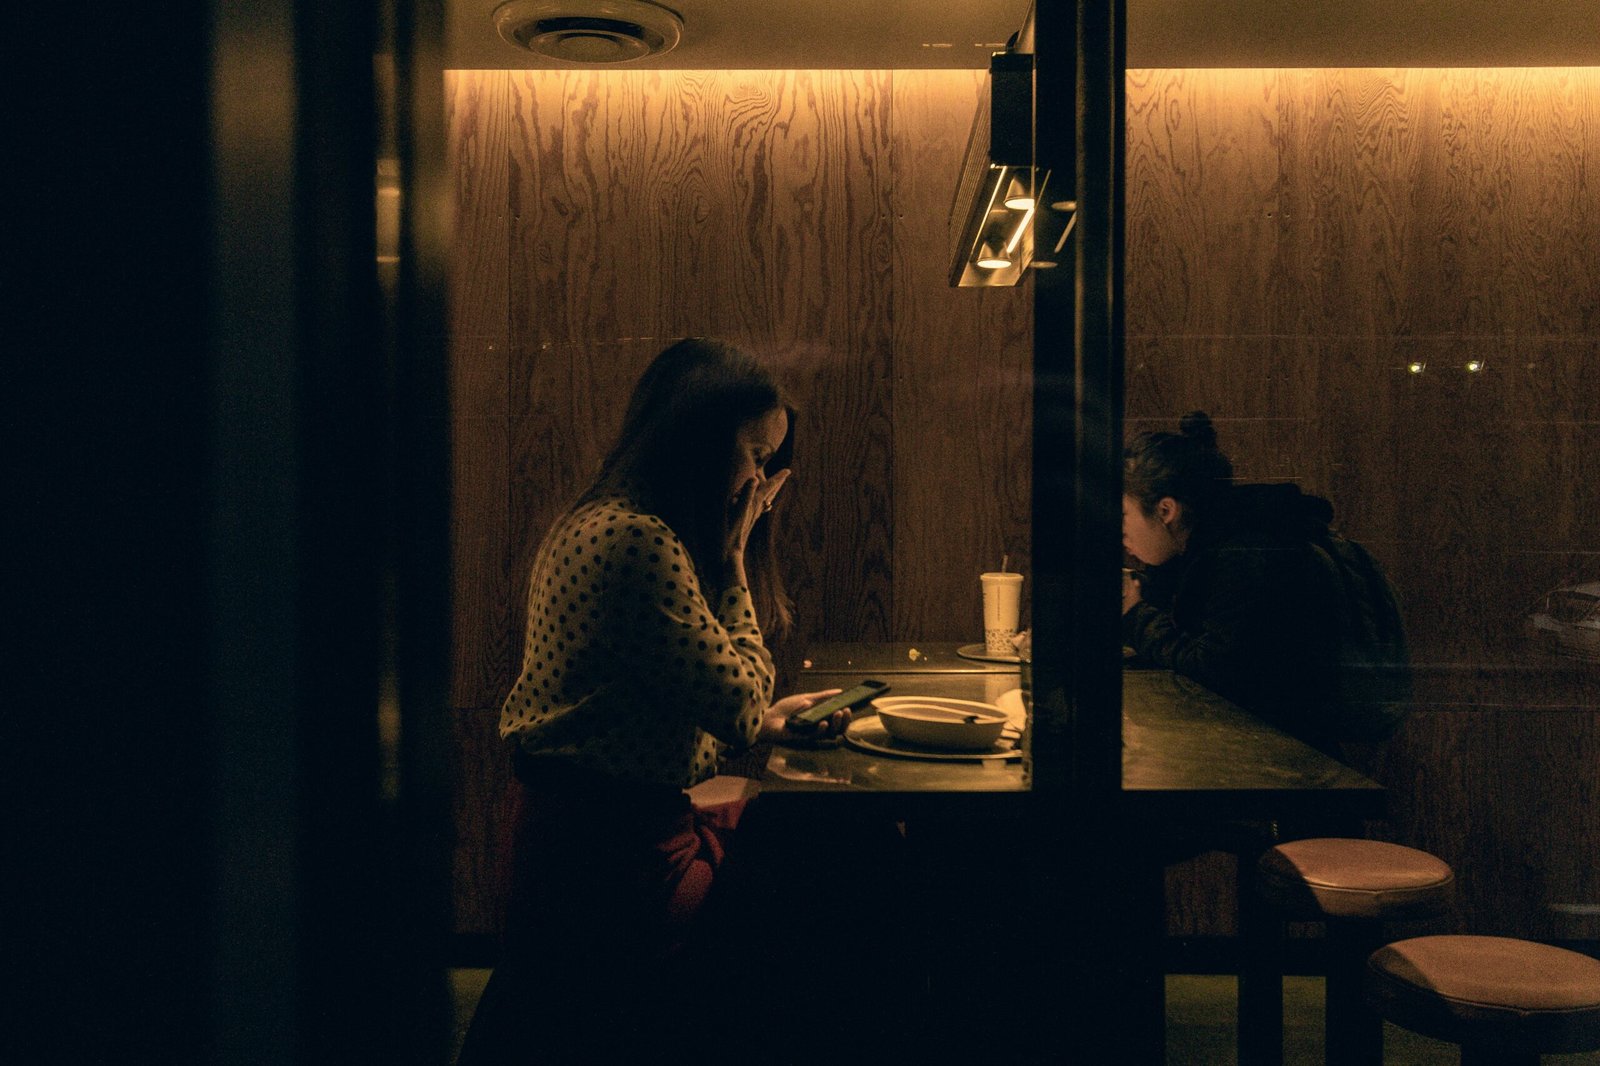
[383,0,456,1061]
[278,0,453,1061]
[1027,0,1135,1060]
[208,0,303,1058]
[4,0,452,1061]
[5,3,214,1064]
[1022,9,1085,1051]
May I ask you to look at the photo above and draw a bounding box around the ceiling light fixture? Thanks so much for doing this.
[1003,201,1036,256]
[947,7,1073,288]
[1002,174,1037,211]
[493,0,683,64]
[975,241,1013,270]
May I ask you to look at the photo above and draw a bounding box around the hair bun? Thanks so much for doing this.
[1178,410,1218,450]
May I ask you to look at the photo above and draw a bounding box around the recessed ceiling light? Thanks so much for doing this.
[493,0,683,63]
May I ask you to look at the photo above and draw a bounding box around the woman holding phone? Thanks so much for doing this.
[457,338,853,1063]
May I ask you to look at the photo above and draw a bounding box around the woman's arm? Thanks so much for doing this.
[601,511,775,748]
[1122,542,1275,702]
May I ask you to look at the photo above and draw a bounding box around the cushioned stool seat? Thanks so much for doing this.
[1257,838,1455,920]
[1366,935,1600,1065]
[1241,839,1455,1066]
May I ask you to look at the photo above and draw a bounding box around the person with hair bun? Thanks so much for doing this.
[1121,411,1346,754]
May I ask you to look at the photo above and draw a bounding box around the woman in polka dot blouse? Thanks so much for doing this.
[458,338,851,1063]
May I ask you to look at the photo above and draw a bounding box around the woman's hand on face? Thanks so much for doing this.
[726,468,792,563]
[759,687,848,742]
[1121,568,1143,615]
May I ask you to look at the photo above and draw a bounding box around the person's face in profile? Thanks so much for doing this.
[1122,494,1183,566]
[729,406,789,502]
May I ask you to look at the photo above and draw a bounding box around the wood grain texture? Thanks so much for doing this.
[890,70,1034,640]
[450,707,516,937]
[1433,68,1600,336]
[448,66,1598,941]
[1274,69,1448,338]
[1124,67,1600,666]
[1126,68,1282,338]
[446,71,514,710]
[468,69,1037,682]
[1294,338,1403,547]
[713,70,898,645]
[1126,67,1600,943]
[1370,707,1600,942]
[448,70,1024,935]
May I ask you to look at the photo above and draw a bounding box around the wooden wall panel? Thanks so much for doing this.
[1372,707,1600,942]
[1272,68,1447,339]
[706,70,898,647]
[450,708,515,937]
[1387,341,1522,662]
[1126,68,1282,339]
[890,69,1034,641]
[450,65,1595,943]
[1124,338,1320,424]
[448,69,1021,936]
[1125,67,1600,662]
[1434,68,1599,335]
[1295,338,1403,547]
[499,71,900,662]
[1127,67,1600,943]
[446,71,514,710]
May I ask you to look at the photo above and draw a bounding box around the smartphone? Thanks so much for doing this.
[790,679,890,727]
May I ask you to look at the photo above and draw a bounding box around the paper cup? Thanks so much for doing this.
[980,572,1024,656]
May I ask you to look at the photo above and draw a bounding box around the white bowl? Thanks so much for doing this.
[872,696,1005,713]
[994,688,1025,727]
[871,697,1009,751]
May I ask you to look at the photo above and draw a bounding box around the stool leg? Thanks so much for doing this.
[1324,918,1383,1066]
[1237,853,1282,1066]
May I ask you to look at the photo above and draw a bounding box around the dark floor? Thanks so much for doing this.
[449,968,1600,1064]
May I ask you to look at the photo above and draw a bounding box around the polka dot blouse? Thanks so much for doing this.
[499,492,776,788]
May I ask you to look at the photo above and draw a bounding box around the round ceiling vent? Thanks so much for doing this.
[493,0,683,64]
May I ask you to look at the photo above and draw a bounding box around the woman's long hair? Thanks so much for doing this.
[580,338,795,640]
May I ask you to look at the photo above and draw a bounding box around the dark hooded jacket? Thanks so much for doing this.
[1122,483,1345,754]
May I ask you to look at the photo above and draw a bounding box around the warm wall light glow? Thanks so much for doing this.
[976,241,1012,269]
[1465,359,1486,373]
[1003,202,1036,255]
[1408,360,1427,374]
[1131,66,1600,106]
[1002,173,1036,210]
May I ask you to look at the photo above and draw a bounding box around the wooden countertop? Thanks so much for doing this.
[797,640,1021,674]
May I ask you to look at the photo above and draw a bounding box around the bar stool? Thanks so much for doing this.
[1240,838,1455,1066]
[1366,935,1600,1065]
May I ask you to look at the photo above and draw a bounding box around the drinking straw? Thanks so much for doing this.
[1001,554,1009,573]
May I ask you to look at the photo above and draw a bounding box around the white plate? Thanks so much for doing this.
[843,716,1021,762]
[955,642,1020,664]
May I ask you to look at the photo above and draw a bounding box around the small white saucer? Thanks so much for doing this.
[955,642,1021,664]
